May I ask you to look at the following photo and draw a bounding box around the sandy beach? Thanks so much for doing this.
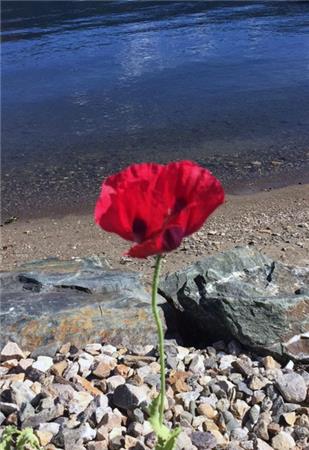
[2,183,308,284]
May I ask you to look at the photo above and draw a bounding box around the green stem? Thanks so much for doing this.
[151,254,165,424]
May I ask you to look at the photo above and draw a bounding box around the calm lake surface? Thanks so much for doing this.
[2,1,309,217]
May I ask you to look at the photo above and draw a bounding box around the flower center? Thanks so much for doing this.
[163,226,184,251]
[172,197,187,215]
[132,217,147,243]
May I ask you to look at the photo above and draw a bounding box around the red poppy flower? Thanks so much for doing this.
[95,160,224,258]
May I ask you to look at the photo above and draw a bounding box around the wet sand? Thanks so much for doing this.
[2,143,309,222]
[2,183,308,284]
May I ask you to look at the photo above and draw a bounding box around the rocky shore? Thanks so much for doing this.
[1,340,308,450]
[1,185,308,449]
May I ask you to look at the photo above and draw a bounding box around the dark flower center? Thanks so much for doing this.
[132,217,147,243]
[172,197,187,215]
[163,226,184,251]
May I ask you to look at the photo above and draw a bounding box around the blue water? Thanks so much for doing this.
[1,1,309,216]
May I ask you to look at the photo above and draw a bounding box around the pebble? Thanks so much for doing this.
[38,422,60,435]
[106,375,126,392]
[230,427,248,441]
[36,430,53,446]
[262,356,280,370]
[87,441,108,450]
[231,399,250,419]
[11,381,36,407]
[232,359,253,377]
[189,354,205,374]
[0,412,5,426]
[113,383,149,410]
[51,360,68,376]
[191,431,217,449]
[197,403,217,419]
[248,404,260,424]
[84,343,102,354]
[272,431,296,450]
[219,355,236,370]
[69,391,93,415]
[32,355,54,372]
[0,341,25,361]
[254,418,269,441]
[176,430,193,449]
[249,375,269,390]
[276,372,307,402]
[255,439,273,450]
[93,361,112,379]
[282,411,296,425]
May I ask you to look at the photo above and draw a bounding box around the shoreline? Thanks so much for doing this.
[2,183,308,281]
[2,155,309,223]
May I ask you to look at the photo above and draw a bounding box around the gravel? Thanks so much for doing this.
[0,340,308,449]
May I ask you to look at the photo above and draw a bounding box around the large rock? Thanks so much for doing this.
[159,247,309,361]
[0,256,173,354]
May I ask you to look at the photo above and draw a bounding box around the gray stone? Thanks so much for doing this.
[175,431,193,450]
[64,361,79,380]
[51,383,76,405]
[20,402,36,423]
[106,375,126,392]
[223,414,241,433]
[219,355,236,370]
[176,391,200,408]
[294,425,309,440]
[130,408,144,424]
[260,396,272,413]
[254,418,269,441]
[11,381,36,407]
[248,405,260,424]
[23,403,64,428]
[144,373,160,388]
[79,423,96,442]
[0,256,169,353]
[113,383,149,410]
[94,395,109,425]
[38,422,60,436]
[271,396,285,420]
[191,431,217,449]
[230,427,248,441]
[159,247,309,360]
[237,381,253,397]
[276,372,307,403]
[61,426,84,449]
[189,354,205,374]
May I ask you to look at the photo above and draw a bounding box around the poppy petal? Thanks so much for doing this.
[95,163,169,241]
[162,161,224,236]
